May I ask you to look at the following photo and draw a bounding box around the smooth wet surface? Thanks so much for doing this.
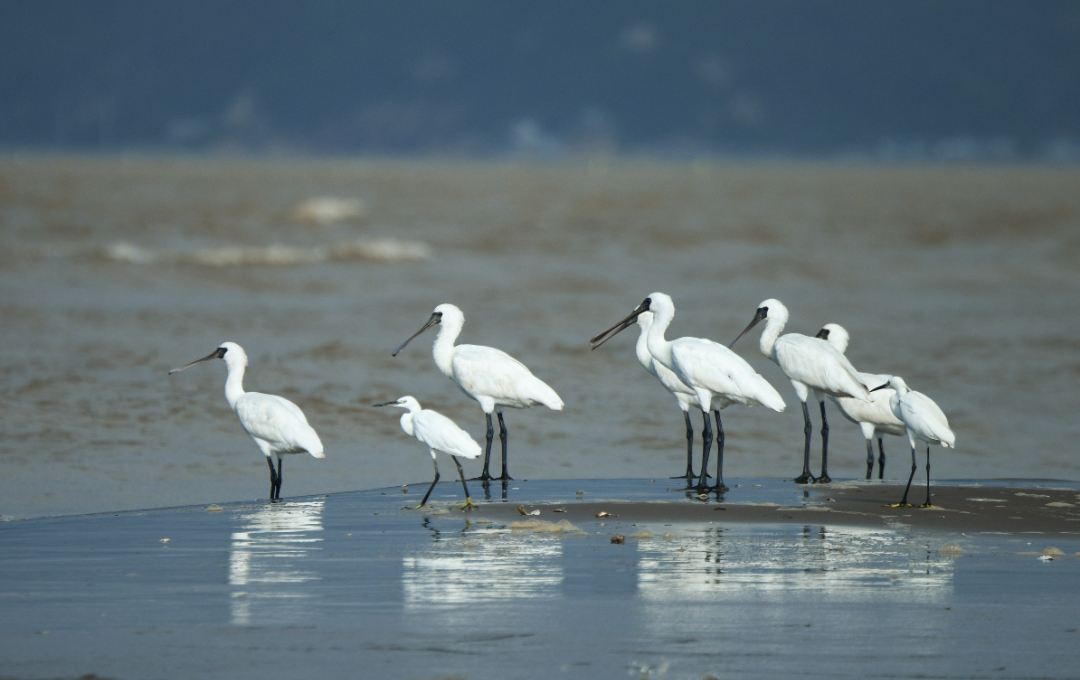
[2,479,1079,680]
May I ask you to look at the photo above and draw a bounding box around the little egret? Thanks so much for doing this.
[730,299,870,484]
[393,303,563,482]
[815,324,905,480]
[592,293,785,493]
[375,396,482,510]
[169,342,325,501]
[872,377,955,507]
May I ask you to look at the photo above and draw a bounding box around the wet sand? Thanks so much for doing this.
[1,478,1078,680]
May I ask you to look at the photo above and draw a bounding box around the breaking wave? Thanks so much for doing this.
[103,238,430,266]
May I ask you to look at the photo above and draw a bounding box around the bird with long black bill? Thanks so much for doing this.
[871,377,955,507]
[393,303,563,482]
[815,324,905,480]
[591,293,785,493]
[169,342,325,501]
[375,396,481,510]
[729,299,870,484]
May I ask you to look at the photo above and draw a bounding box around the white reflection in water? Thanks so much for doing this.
[638,524,954,602]
[228,499,325,625]
[403,537,562,606]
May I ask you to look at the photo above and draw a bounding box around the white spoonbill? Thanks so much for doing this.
[392,303,564,482]
[591,293,786,494]
[169,342,325,501]
[815,324,905,480]
[375,396,481,510]
[730,299,870,484]
[630,311,716,482]
[871,377,955,507]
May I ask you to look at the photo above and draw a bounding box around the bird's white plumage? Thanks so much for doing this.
[428,303,564,414]
[754,299,871,403]
[391,396,482,460]
[817,324,906,440]
[633,311,702,413]
[886,377,956,450]
[217,342,325,460]
[645,293,785,413]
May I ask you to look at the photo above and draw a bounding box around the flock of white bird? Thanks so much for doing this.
[169,293,955,510]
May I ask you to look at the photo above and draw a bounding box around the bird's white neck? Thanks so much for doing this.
[634,318,657,376]
[223,362,246,409]
[432,319,461,378]
[645,305,675,370]
[399,412,415,437]
[759,307,788,362]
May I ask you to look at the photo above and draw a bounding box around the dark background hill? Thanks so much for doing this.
[2,1,1079,159]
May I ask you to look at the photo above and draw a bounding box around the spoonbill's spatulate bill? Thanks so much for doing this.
[872,377,956,507]
[392,303,563,482]
[815,324,906,480]
[169,342,325,501]
[730,299,870,484]
[375,396,482,510]
[591,293,785,494]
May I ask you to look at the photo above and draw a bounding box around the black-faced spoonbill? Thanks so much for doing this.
[392,303,564,482]
[169,342,325,501]
[375,396,482,510]
[815,324,906,479]
[871,377,955,507]
[591,293,786,493]
[730,299,870,484]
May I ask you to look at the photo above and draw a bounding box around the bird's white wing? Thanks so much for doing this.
[775,335,868,399]
[899,391,955,447]
[453,344,563,410]
[235,393,324,457]
[672,338,784,411]
[412,410,482,459]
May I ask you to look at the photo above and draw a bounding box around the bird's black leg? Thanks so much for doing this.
[276,457,284,500]
[694,412,713,493]
[865,439,875,480]
[921,446,932,508]
[794,402,816,484]
[471,413,495,481]
[896,445,917,507]
[671,411,696,482]
[452,456,477,510]
[877,437,886,479]
[266,457,278,501]
[817,401,831,483]
[496,412,513,481]
[417,459,440,508]
[698,412,712,480]
[712,410,728,493]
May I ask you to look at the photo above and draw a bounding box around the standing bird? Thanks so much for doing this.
[872,377,955,507]
[169,342,325,501]
[630,311,718,482]
[815,324,905,480]
[393,303,563,481]
[375,396,481,510]
[591,293,785,493]
[730,299,871,484]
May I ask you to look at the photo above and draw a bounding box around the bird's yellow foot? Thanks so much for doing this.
[919,503,934,508]
[888,502,913,508]
[405,503,427,510]
[460,497,478,511]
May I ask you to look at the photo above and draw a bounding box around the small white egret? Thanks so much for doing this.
[592,293,786,494]
[169,342,325,501]
[375,396,482,510]
[393,303,563,482]
[730,299,870,484]
[815,324,905,480]
[872,377,956,507]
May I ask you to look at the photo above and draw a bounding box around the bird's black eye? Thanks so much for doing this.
[815,328,830,339]
[758,306,768,317]
[216,346,228,357]
[434,312,443,320]
[642,298,651,309]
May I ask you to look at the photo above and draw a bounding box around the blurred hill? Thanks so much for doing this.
[2,1,1079,159]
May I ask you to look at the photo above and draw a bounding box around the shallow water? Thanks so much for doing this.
[2,156,1080,519]
[1,480,1078,680]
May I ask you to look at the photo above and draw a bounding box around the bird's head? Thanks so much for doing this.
[169,342,246,375]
